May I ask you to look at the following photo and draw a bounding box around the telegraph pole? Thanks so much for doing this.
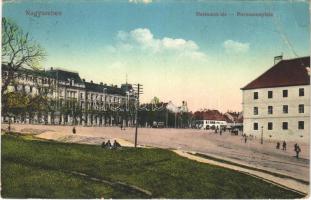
[261,126,263,144]
[133,83,143,148]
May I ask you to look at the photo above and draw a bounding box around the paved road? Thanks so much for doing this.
[2,124,309,183]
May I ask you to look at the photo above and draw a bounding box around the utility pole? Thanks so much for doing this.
[261,126,263,144]
[133,83,143,148]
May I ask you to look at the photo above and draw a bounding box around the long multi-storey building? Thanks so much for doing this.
[2,65,137,126]
[241,56,310,142]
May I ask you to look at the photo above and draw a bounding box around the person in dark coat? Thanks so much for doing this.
[72,127,76,134]
[276,142,280,149]
[105,140,112,149]
[101,141,106,148]
[282,141,287,151]
[112,140,122,149]
[294,144,301,158]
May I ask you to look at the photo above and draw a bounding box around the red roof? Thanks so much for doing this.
[242,56,310,90]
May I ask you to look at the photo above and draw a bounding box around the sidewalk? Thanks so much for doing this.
[173,150,309,195]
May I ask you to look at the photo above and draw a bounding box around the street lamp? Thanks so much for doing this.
[261,126,263,144]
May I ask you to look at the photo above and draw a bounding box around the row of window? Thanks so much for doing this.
[85,93,124,103]
[13,72,56,85]
[253,121,304,130]
[253,104,304,115]
[254,88,304,99]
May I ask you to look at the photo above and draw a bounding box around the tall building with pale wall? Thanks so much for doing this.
[241,56,310,142]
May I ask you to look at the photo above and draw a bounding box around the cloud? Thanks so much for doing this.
[114,28,207,61]
[223,40,250,54]
[129,0,153,4]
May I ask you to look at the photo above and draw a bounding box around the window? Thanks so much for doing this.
[299,104,304,113]
[298,121,304,130]
[283,90,288,97]
[299,88,304,97]
[253,123,258,130]
[253,107,258,115]
[268,91,273,99]
[268,106,273,114]
[283,105,288,114]
[254,92,258,100]
[268,122,273,130]
[282,122,288,130]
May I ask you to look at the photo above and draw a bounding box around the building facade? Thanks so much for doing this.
[241,56,310,142]
[193,109,228,130]
[224,112,243,131]
[2,65,137,126]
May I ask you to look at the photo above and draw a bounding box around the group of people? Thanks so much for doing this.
[276,141,287,150]
[241,134,254,143]
[101,139,121,150]
[276,141,302,158]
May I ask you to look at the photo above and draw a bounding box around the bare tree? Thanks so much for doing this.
[2,17,45,95]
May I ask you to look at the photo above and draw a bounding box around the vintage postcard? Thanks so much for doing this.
[1,0,310,199]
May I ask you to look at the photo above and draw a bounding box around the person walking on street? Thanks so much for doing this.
[72,127,76,134]
[294,144,301,159]
[282,141,287,151]
[276,142,280,149]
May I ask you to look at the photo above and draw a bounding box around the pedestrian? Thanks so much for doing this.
[294,144,301,158]
[120,124,123,130]
[244,135,247,143]
[72,127,76,134]
[105,140,112,149]
[101,141,106,148]
[282,141,287,151]
[112,140,122,149]
[294,143,298,151]
[276,142,280,149]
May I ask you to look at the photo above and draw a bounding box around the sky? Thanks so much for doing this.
[2,0,310,112]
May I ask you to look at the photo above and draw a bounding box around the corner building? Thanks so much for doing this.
[241,57,310,142]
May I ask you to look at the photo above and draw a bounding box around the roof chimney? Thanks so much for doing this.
[274,54,283,64]
[50,67,53,70]
[90,80,93,83]
[82,78,85,82]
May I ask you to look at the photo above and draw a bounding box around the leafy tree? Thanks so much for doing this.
[2,17,45,95]
[2,18,48,125]
[150,96,160,104]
